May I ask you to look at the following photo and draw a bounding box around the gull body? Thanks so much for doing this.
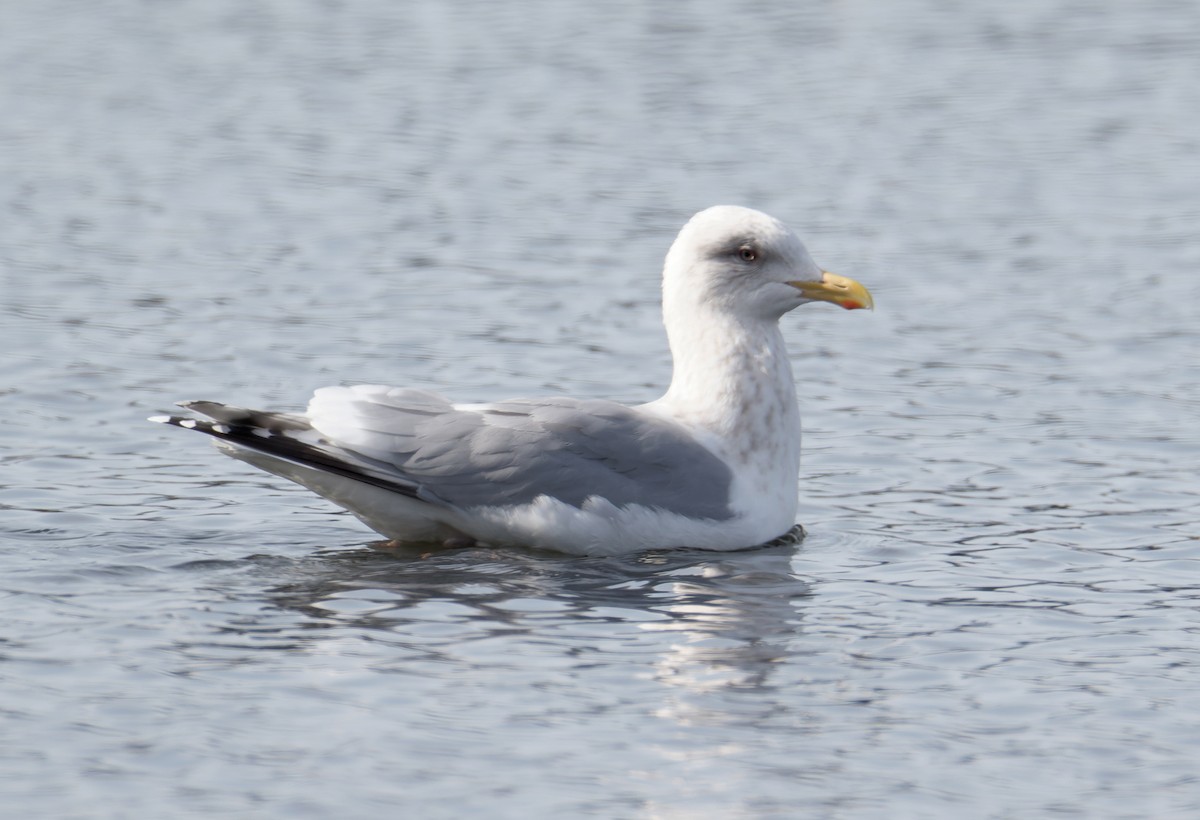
[152,206,872,556]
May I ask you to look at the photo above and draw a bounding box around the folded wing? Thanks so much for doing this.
[162,385,736,521]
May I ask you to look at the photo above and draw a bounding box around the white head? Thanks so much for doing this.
[662,205,872,322]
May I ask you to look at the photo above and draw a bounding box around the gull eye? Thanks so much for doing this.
[737,246,757,262]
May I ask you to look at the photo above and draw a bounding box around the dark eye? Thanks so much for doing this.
[738,246,757,262]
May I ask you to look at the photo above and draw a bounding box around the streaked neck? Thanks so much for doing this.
[656,304,800,467]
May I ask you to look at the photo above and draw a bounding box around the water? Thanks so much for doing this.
[2,0,1199,816]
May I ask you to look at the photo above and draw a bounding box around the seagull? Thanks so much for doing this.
[151,206,873,555]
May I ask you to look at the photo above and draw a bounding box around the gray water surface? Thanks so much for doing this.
[3,0,1199,817]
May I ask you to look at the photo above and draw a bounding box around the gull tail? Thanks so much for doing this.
[149,401,426,501]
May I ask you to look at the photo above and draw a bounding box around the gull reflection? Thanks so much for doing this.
[639,550,811,690]
[244,538,812,714]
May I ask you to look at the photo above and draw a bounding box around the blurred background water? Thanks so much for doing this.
[2,0,1199,816]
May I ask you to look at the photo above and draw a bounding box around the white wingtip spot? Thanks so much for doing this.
[147,415,172,424]
[179,419,198,429]
[212,424,231,434]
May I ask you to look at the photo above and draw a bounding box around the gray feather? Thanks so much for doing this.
[310,392,736,519]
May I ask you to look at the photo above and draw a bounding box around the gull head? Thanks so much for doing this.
[662,205,873,321]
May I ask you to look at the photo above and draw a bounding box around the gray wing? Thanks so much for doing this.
[301,385,736,520]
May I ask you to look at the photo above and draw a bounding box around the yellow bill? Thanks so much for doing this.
[788,272,874,311]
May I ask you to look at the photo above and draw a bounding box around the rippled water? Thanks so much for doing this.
[3,0,1199,816]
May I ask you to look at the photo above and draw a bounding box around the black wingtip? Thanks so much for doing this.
[148,409,427,503]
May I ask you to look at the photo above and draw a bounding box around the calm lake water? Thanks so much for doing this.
[3,0,1199,816]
